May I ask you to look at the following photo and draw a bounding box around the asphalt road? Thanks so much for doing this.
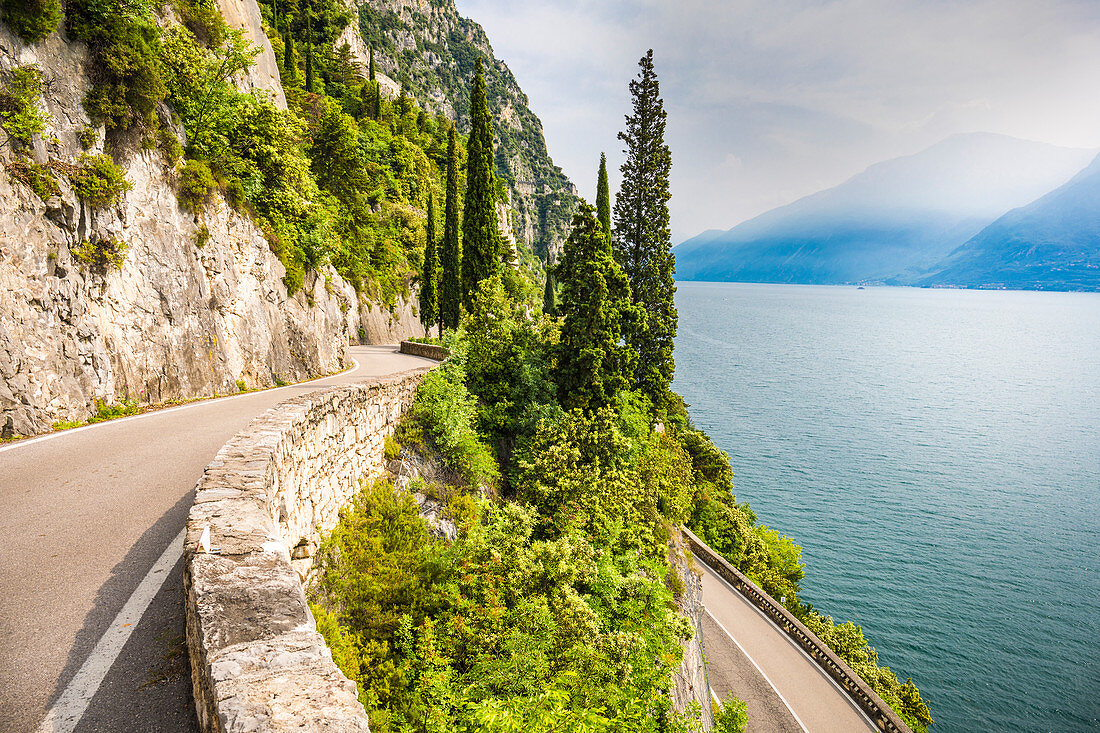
[698,562,878,733]
[0,346,437,733]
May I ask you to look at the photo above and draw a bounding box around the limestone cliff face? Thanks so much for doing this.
[670,530,715,730]
[0,20,423,438]
[352,0,579,260]
[214,0,287,108]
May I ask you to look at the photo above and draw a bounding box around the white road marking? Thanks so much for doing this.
[36,527,187,733]
[705,606,812,733]
[0,354,365,456]
[701,563,878,731]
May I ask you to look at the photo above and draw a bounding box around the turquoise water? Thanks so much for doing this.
[672,282,1100,733]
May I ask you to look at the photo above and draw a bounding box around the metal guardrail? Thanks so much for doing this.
[683,528,913,733]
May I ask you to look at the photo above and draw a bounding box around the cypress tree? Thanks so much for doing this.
[555,203,640,412]
[596,152,611,238]
[542,264,556,316]
[420,190,439,335]
[613,49,677,404]
[440,127,462,330]
[303,0,313,92]
[283,21,296,83]
[368,47,381,120]
[461,57,499,308]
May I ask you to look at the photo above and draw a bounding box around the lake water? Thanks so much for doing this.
[672,282,1100,733]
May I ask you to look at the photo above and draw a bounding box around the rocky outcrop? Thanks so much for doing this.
[185,368,429,732]
[215,0,287,108]
[353,0,579,259]
[0,19,424,437]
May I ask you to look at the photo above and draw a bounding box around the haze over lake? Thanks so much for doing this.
[673,282,1100,732]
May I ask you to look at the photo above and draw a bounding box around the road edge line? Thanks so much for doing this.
[704,606,811,733]
[0,353,365,456]
[701,563,879,730]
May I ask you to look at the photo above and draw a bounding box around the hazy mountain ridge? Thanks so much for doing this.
[675,133,1097,286]
[920,153,1100,290]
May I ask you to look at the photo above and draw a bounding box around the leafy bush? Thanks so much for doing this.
[67,154,131,207]
[65,0,167,130]
[712,695,748,733]
[0,65,47,145]
[5,158,59,200]
[79,125,98,150]
[410,361,499,488]
[88,397,140,422]
[177,158,216,212]
[1,0,62,43]
[71,236,128,271]
[312,481,696,733]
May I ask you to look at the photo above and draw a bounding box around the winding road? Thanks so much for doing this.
[698,561,878,732]
[0,345,438,733]
[1,342,881,733]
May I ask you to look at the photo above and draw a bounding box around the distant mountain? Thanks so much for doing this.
[921,154,1100,291]
[674,133,1096,285]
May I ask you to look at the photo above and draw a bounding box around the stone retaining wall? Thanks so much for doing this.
[184,368,430,732]
[684,528,913,733]
[398,340,449,361]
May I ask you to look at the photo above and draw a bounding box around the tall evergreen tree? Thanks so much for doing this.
[440,128,462,330]
[303,0,314,91]
[420,190,439,335]
[461,57,499,308]
[613,49,676,404]
[596,152,611,238]
[282,21,297,83]
[367,47,381,120]
[555,203,640,412]
[542,264,556,316]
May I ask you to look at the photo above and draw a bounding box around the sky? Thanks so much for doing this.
[453,0,1100,243]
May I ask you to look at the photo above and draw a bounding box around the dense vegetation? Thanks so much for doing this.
[312,50,932,733]
[2,2,931,726]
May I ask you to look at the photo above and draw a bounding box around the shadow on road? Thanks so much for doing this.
[50,491,199,730]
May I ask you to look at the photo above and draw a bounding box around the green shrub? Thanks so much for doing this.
[178,158,216,212]
[410,361,499,488]
[235,378,247,392]
[68,153,131,207]
[5,158,59,200]
[0,65,47,144]
[1,0,62,43]
[78,125,98,150]
[51,419,83,431]
[71,236,128,271]
[193,224,210,248]
[66,0,166,130]
[383,433,401,460]
[88,397,140,422]
[712,695,748,733]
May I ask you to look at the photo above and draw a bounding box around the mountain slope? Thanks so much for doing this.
[922,154,1100,290]
[674,133,1096,285]
[352,0,578,259]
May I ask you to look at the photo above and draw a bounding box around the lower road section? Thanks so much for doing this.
[0,346,437,733]
[698,562,877,733]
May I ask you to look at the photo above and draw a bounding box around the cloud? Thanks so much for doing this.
[456,0,1100,241]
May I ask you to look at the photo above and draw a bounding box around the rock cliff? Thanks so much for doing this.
[0,18,424,438]
[353,0,579,259]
